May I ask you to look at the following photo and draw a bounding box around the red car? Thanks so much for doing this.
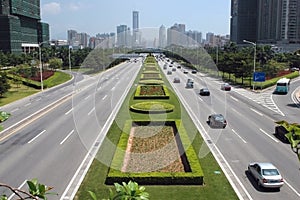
[221,83,231,91]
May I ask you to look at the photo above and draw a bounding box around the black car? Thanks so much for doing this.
[191,70,197,74]
[200,88,210,96]
[208,114,227,128]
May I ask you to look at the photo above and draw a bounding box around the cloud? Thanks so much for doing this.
[42,2,62,15]
[68,2,82,11]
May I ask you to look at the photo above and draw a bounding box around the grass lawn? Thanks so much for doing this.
[0,71,72,107]
[0,81,39,106]
[75,58,238,200]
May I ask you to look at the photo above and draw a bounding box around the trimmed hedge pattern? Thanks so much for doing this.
[130,101,174,113]
[134,85,170,99]
[106,120,204,185]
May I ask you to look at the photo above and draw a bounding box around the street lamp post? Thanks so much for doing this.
[69,46,72,72]
[243,40,256,91]
[38,41,50,91]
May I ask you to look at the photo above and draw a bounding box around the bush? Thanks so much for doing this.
[130,102,174,113]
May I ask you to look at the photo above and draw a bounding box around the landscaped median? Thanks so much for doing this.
[75,54,238,200]
[106,120,203,185]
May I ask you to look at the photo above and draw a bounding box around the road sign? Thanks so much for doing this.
[253,72,266,82]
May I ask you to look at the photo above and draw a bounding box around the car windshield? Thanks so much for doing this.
[215,115,224,121]
[262,169,279,176]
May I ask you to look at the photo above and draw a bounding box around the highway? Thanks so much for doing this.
[0,55,299,200]
[159,58,300,200]
[0,60,142,199]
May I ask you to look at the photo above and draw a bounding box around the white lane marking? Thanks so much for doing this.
[198,97,203,102]
[291,87,300,108]
[232,129,247,143]
[28,130,46,144]
[65,108,73,115]
[11,108,19,113]
[8,180,27,200]
[259,128,279,143]
[250,108,263,116]
[84,95,90,100]
[111,86,115,91]
[230,96,239,102]
[36,98,41,101]
[231,108,243,116]
[25,103,31,107]
[88,107,95,116]
[60,130,74,145]
[284,179,300,198]
[102,95,107,100]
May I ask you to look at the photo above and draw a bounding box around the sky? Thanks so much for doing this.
[40,0,231,40]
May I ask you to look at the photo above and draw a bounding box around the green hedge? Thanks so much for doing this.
[130,101,174,113]
[106,120,204,185]
[140,73,162,80]
[138,80,164,85]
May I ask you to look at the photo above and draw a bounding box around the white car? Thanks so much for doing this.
[248,162,284,189]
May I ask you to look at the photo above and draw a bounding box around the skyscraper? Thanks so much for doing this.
[132,11,141,47]
[0,0,49,53]
[231,0,300,45]
[117,25,129,47]
[159,25,166,48]
[230,0,258,44]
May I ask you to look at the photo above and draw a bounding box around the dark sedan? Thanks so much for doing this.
[208,114,227,128]
[199,88,210,96]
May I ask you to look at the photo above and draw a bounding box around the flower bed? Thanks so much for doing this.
[134,85,170,99]
[106,120,204,185]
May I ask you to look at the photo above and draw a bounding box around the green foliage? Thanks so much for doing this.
[0,111,10,122]
[275,120,300,147]
[27,178,56,199]
[48,58,63,70]
[89,181,149,200]
[130,102,174,113]
[0,72,11,96]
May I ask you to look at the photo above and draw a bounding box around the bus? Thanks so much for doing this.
[275,78,290,94]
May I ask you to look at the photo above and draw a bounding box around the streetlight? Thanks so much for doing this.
[38,41,49,91]
[69,46,72,72]
[243,39,256,91]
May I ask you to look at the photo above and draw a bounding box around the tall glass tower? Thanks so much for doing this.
[132,11,140,47]
[0,0,49,53]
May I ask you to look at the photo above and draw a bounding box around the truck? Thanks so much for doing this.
[186,78,194,88]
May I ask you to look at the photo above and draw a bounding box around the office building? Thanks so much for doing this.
[159,25,167,48]
[117,25,130,47]
[0,0,49,53]
[132,11,141,47]
[167,23,187,46]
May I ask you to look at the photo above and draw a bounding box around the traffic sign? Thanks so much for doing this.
[253,72,266,82]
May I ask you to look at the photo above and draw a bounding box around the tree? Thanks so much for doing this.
[0,72,10,96]
[48,58,63,70]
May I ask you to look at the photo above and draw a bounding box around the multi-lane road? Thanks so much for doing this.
[159,58,300,200]
[0,61,141,199]
[0,55,299,200]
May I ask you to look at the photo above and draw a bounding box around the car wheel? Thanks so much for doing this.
[257,179,261,189]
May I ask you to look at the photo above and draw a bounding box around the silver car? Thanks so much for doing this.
[248,162,284,189]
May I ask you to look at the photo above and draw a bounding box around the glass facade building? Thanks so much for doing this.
[0,0,49,53]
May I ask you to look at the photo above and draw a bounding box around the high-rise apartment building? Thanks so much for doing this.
[167,23,187,46]
[231,0,300,45]
[230,0,258,44]
[117,25,129,47]
[0,0,49,53]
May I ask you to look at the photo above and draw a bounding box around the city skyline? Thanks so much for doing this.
[40,0,231,40]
